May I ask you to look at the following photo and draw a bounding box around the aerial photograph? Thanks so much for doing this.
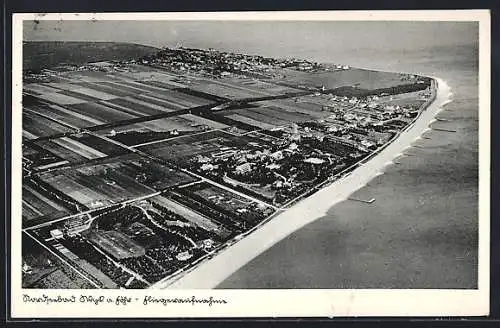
[19,18,479,290]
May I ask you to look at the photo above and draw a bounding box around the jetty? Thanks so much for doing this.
[433,127,456,133]
[348,197,376,204]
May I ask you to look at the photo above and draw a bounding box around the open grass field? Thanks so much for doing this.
[150,195,220,232]
[89,230,145,260]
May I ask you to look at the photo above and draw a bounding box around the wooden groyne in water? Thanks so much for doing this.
[432,127,457,133]
[348,197,376,204]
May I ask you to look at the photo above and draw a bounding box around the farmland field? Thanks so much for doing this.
[228,78,301,95]
[35,92,87,105]
[33,133,128,164]
[34,138,103,163]
[145,89,214,108]
[68,101,139,122]
[95,114,228,146]
[69,87,119,101]
[36,152,196,198]
[36,161,155,209]
[26,102,106,128]
[137,130,256,165]
[187,80,262,100]
[105,97,170,116]
[22,185,71,224]
[22,110,74,139]
[77,82,136,97]
[222,106,316,128]
[254,98,333,119]
[24,83,63,94]
[224,114,278,130]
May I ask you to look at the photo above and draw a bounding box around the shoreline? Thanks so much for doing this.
[155,77,452,289]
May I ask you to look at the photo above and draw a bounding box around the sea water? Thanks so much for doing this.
[217,24,479,289]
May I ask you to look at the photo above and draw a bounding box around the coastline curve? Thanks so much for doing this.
[160,77,453,289]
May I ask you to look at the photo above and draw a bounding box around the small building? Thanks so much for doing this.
[235,162,252,174]
[361,139,376,148]
[22,262,32,274]
[304,157,325,164]
[277,179,287,187]
[270,150,283,161]
[266,163,281,170]
[196,155,211,163]
[176,251,193,261]
[64,216,89,236]
[50,229,64,240]
[288,142,299,151]
[199,239,214,249]
[201,163,217,171]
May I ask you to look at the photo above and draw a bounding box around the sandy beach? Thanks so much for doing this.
[159,77,453,289]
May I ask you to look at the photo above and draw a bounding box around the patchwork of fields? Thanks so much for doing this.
[21,45,432,289]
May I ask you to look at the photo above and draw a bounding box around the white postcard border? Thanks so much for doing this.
[10,10,491,318]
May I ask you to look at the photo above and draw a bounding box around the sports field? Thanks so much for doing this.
[89,230,145,260]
